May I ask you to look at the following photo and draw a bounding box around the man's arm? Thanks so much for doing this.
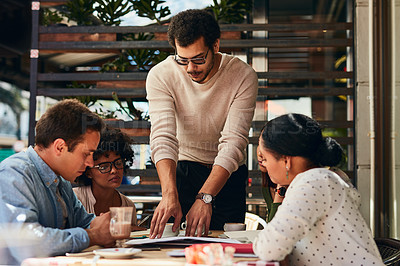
[0,163,113,257]
[184,165,229,237]
[149,158,182,239]
[146,63,182,238]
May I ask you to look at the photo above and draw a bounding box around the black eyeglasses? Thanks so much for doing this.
[92,158,124,174]
[174,48,210,65]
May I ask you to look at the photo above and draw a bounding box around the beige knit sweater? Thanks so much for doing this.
[146,53,258,174]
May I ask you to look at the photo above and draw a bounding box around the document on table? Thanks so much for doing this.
[222,230,262,243]
[125,236,241,246]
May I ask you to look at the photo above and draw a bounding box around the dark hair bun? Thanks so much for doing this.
[262,113,344,167]
[314,137,343,167]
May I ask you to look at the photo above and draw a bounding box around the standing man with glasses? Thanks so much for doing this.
[146,9,258,238]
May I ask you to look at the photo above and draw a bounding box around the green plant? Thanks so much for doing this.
[95,0,133,26]
[123,33,169,70]
[63,0,96,26]
[0,86,26,140]
[206,0,252,24]
[65,83,98,110]
[129,0,171,25]
[0,88,24,115]
[112,92,147,120]
[95,102,118,119]
[100,33,169,72]
[100,55,130,72]
[40,8,63,26]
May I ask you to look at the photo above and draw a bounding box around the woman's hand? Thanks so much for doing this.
[273,185,288,203]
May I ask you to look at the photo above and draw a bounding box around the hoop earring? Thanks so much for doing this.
[286,166,289,180]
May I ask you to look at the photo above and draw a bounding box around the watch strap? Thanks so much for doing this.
[195,193,215,204]
[274,187,287,197]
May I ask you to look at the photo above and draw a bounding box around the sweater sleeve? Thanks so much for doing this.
[146,57,179,164]
[213,59,258,174]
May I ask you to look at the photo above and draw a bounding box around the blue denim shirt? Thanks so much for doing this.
[0,146,95,262]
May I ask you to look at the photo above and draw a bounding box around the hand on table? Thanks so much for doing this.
[185,200,212,237]
[86,212,115,247]
[149,196,182,239]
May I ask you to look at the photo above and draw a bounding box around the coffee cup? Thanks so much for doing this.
[181,221,205,236]
[223,223,246,232]
[162,223,179,238]
[109,207,133,238]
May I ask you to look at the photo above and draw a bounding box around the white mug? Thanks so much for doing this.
[162,223,179,238]
[223,222,246,232]
[181,221,205,235]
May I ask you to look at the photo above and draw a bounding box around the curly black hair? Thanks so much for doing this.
[75,126,134,186]
[168,9,220,49]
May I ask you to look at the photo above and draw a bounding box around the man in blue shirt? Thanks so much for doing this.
[0,99,114,264]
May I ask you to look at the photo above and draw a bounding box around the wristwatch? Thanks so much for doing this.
[196,193,215,204]
[274,187,287,197]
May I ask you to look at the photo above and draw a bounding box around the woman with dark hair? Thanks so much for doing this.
[74,126,142,228]
[253,113,383,265]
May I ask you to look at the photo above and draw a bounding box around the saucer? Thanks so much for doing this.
[93,248,141,259]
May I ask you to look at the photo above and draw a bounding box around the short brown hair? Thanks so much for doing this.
[35,99,104,151]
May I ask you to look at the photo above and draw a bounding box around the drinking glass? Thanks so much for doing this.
[109,207,133,247]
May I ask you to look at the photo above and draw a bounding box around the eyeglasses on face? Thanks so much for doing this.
[174,48,210,65]
[92,158,124,174]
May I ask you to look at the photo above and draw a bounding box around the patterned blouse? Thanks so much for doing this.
[253,168,383,265]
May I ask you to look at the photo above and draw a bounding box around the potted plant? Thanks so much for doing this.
[207,0,252,24]
[95,0,134,26]
[40,8,64,26]
[123,32,169,71]
[206,0,252,39]
[97,32,169,89]
[129,0,171,40]
[63,0,97,26]
[40,0,130,42]
[129,0,171,25]
[111,92,151,137]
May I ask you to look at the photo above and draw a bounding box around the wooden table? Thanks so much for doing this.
[21,231,280,266]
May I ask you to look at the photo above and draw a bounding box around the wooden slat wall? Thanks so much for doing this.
[31,15,354,196]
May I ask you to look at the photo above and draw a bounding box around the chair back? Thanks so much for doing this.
[375,238,400,265]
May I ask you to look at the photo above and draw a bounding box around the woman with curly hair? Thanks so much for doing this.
[74,126,141,228]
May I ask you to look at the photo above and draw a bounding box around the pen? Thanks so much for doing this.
[137,214,151,226]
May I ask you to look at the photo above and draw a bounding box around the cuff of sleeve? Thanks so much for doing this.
[152,153,178,165]
[214,158,238,175]
[64,227,90,253]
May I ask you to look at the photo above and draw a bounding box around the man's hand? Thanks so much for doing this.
[149,195,182,239]
[86,212,115,247]
[184,200,212,237]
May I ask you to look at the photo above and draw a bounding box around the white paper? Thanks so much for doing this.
[125,236,241,246]
[222,230,262,243]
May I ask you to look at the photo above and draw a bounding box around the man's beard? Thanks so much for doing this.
[187,52,215,83]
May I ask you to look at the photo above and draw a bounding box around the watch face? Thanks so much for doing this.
[203,194,213,204]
